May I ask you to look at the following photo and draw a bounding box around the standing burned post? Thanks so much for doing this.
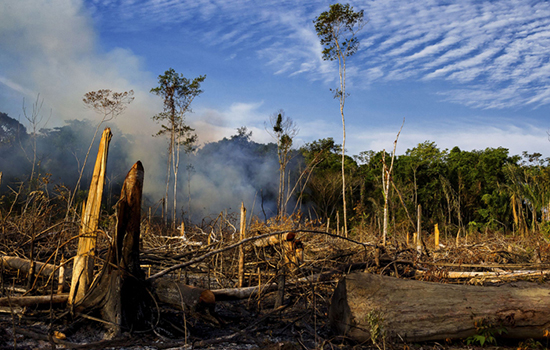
[75,161,152,337]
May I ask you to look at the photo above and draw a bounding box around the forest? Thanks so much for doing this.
[2,109,549,241]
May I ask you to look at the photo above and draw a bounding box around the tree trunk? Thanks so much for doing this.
[68,127,112,307]
[329,272,550,343]
[238,202,246,288]
[75,161,149,338]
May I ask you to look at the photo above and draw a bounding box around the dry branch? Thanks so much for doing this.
[147,229,370,281]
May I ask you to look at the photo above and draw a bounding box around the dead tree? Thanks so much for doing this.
[69,128,112,306]
[74,161,151,337]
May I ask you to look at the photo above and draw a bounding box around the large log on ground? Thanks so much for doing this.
[329,272,550,343]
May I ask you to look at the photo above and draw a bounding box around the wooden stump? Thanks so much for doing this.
[329,272,550,343]
[75,161,150,337]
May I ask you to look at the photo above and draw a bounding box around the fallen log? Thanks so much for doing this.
[329,272,550,343]
[0,293,68,307]
[212,263,367,301]
[0,293,69,307]
[151,278,215,312]
[416,269,550,280]
[0,255,70,280]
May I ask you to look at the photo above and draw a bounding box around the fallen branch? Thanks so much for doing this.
[0,255,70,280]
[0,293,68,307]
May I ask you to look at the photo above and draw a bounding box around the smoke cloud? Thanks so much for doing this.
[0,0,287,222]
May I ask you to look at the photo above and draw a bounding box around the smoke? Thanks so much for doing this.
[0,0,288,222]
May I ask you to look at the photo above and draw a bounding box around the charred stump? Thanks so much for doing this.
[75,161,152,337]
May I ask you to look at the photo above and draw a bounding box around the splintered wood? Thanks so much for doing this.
[68,127,112,306]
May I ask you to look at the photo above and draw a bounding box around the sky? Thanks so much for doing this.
[1,0,550,161]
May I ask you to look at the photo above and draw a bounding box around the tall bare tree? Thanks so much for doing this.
[151,68,204,229]
[314,3,364,237]
[381,120,404,245]
[267,110,298,219]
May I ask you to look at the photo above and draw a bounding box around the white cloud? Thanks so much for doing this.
[349,120,550,158]
[74,0,550,110]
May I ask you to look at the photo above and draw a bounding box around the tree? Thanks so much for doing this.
[66,89,134,214]
[151,68,205,229]
[314,3,364,237]
[381,121,403,245]
[21,96,47,185]
[267,110,298,219]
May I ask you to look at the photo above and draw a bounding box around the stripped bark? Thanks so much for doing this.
[69,128,112,306]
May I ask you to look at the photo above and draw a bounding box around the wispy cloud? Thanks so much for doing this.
[90,0,550,109]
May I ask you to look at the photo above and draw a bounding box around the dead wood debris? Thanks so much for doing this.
[1,209,550,349]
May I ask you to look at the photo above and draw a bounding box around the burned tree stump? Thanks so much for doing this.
[75,161,151,337]
[329,272,550,343]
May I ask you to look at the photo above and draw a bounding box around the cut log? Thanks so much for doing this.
[212,284,278,301]
[151,278,215,312]
[329,272,550,343]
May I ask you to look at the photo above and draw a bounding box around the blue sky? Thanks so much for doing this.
[1,0,550,160]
